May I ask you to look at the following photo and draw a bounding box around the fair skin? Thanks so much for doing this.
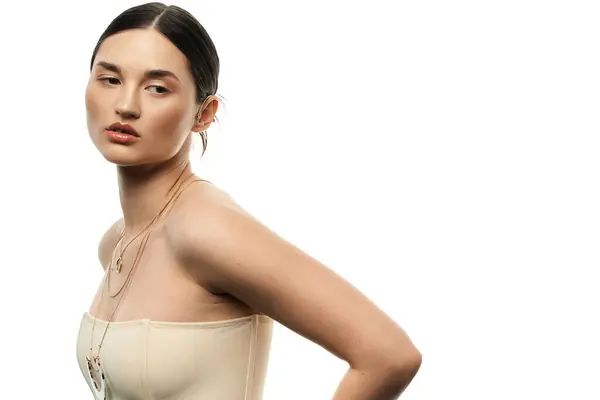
[86,28,421,399]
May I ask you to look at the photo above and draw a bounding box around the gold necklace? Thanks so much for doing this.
[107,215,162,298]
[112,163,192,274]
[113,222,152,273]
[86,223,155,399]
[86,173,204,398]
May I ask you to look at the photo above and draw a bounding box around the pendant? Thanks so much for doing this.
[86,354,106,400]
[115,256,123,273]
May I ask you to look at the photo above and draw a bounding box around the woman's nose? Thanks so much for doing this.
[114,89,140,119]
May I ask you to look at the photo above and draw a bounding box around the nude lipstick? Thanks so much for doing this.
[105,122,139,144]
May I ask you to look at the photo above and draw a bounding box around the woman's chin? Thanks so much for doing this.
[99,148,145,167]
[94,140,183,168]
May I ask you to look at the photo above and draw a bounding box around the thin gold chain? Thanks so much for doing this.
[111,164,190,275]
[89,174,206,359]
[107,214,162,298]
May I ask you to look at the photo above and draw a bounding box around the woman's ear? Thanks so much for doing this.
[192,95,219,132]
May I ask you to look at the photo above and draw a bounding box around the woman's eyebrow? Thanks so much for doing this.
[94,60,180,82]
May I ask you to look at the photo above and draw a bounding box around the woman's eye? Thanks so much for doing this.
[99,77,120,85]
[147,85,169,94]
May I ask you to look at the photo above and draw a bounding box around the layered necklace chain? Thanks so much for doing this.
[86,171,201,399]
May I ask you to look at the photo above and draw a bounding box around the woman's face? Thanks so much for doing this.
[86,28,206,166]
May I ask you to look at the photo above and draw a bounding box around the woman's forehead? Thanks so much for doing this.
[94,29,191,78]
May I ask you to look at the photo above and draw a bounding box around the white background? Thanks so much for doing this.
[0,0,598,398]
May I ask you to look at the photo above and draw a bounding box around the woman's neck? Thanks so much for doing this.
[117,156,193,235]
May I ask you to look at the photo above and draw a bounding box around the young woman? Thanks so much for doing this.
[76,3,422,399]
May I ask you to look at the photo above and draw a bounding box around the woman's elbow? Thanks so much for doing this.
[392,348,422,378]
[376,345,423,384]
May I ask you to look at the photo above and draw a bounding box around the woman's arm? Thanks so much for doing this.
[331,366,420,399]
[170,192,421,399]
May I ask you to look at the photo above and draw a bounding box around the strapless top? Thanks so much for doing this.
[76,312,273,399]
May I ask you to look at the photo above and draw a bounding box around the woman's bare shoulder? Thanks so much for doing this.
[97,218,124,270]
[164,180,250,290]
[164,179,255,256]
[170,179,248,221]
